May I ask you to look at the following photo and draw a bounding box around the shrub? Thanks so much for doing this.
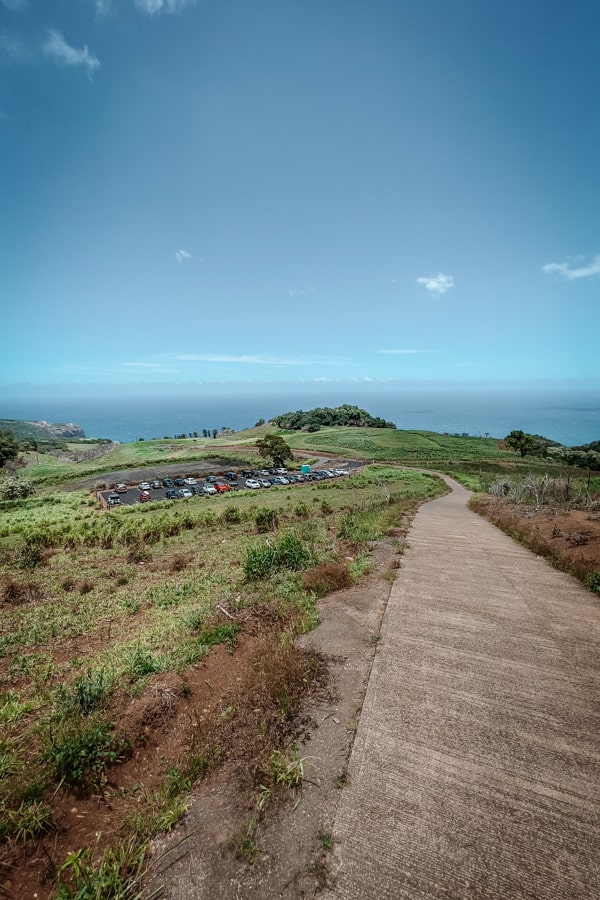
[293,500,309,518]
[222,505,241,524]
[255,508,279,533]
[17,541,43,570]
[585,571,600,594]
[243,532,311,581]
[1,578,43,605]
[302,562,351,597]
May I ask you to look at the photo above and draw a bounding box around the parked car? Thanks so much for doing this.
[184,477,197,486]
[245,479,261,489]
[192,485,205,496]
[179,488,193,499]
[275,468,288,474]
[223,471,238,481]
[165,489,180,500]
[139,490,151,502]
[259,479,272,488]
[151,480,162,489]
[107,494,121,506]
[174,478,185,486]
[203,483,217,495]
[214,483,230,493]
[115,483,128,493]
[139,482,151,491]
[162,478,174,487]
[205,475,218,483]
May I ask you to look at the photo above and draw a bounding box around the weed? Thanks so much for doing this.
[320,500,333,515]
[318,831,333,851]
[40,719,128,788]
[349,553,372,580]
[197,622,241,651]
[78,579,94,595]
[269,745,307,789]
[4,799,53,843]
[55,836,147,899]
[54,668,111,717]
[123,646,162,678]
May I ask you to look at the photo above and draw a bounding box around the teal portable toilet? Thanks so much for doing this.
[301,464,311,474]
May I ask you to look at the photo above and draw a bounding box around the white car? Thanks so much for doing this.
[245,479,262,489]
[179,488,193,499]
[139,482,151,491]
[203,483,217,495]
[184,477,197,485]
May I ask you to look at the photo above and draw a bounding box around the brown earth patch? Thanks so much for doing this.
[470,496,600,584]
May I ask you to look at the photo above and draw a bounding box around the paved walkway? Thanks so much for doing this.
[323,477,600,899]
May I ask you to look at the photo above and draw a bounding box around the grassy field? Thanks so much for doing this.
[0,464,444,896]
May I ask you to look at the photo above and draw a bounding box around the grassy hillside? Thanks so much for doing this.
[0,465,443,894]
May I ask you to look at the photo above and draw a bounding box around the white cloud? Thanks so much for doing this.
[376,349,422,355]
[542,254,600,280]
[44,30,100,78]
[416,273,454,295]
[135,0,195,15]
[175,249,191,263]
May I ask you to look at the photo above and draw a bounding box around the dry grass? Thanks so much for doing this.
[302,561,352,598]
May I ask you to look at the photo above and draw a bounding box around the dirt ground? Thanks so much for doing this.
[1,527,408,900]
[471,496,600,581]
[144,530,410,899]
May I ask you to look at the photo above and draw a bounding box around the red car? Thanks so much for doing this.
[139,490,152,503]
[214,482,231,493]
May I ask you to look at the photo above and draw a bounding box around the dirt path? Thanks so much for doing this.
[322,476,600,899]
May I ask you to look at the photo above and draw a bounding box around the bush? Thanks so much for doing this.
[0,475,34,501]
[255,508,279,533]
[223,505,241,524]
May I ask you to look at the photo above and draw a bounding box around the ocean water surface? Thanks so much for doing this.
[1,384,599,447]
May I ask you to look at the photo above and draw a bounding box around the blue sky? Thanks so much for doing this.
[1,0,599,391]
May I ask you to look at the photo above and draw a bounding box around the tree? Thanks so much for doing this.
[256,433,293,468]
[0,429,19,467]
[505,430,536,458]
[212,428,218,439]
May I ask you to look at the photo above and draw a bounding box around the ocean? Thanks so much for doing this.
[1,385,599,447]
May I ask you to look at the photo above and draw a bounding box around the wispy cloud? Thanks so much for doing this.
[93,0,112,17]
[169,353,345,367]
[416,273,454,295]
[121,362,179,373]
[376,349,423,355]
[43,30,100,78]
[1,0,28,11]
[175,249,191,263]
[542,254,600,281]
[135,0,195,15]
[288,285,315,298]
[0,30,30,65]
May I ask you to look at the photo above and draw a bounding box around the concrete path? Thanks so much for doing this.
[323,477,600,899]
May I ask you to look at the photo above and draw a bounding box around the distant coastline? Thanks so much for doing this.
[1,385,599,447]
